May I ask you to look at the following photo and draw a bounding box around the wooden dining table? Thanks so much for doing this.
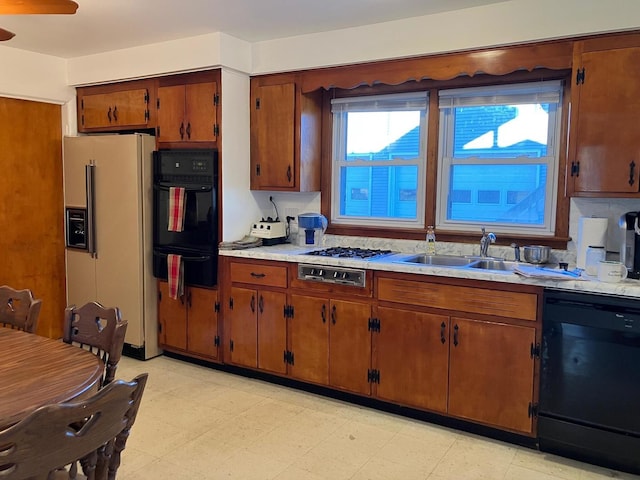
[0,327,104,429]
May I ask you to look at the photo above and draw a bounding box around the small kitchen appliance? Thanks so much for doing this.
[250,218,286,245]
[298,213,327,247]
[619,211,640,279]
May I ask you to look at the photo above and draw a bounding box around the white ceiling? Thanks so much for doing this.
[0,0,506,58]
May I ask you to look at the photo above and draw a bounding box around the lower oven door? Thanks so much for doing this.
[539,290,640,473]
[153,247,217,288]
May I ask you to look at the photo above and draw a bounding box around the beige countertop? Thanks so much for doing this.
[220,243,640,299]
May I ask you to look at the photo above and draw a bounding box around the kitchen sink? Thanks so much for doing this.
[398,254,478,267]
[467,259,519,272]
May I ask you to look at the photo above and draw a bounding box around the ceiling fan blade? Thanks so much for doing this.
[0,27,15,40]
[0,0,79,14]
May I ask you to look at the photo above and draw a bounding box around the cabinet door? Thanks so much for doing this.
[81,89,149,130]
[157,85,186,143]
[375,307,449,413]
[448,317,536,434]
[289,294,329,385]
[329,299,372,395]
[229,286,258,368]
[251,83,295,189]
[257,290,287,374]
[157,281,187,350]
[187,287,218,359]
[571,47,640,194]
[185,82,217,142]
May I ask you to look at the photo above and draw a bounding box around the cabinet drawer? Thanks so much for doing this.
[377,277,537,321]
[230,262,287,288]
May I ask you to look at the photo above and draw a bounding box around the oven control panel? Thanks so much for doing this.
[297,264,366,288]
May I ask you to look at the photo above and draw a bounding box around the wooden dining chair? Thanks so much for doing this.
[0,285,42,333]
[63,302,128,388]
[0,373,148,480]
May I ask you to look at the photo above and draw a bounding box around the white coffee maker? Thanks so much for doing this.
[298,213,327,247]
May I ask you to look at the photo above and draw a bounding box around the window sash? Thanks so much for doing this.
[331,92,428,228]
[436,82,562,235]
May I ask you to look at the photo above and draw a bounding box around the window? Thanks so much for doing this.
[436,81,563,236]
[331,92,428,229]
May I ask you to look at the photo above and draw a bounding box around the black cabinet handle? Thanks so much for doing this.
[179,122,185,140]
[107,106,112,123]
[453,324,459,347]
[286,165,292,183]
[440,321,446,344]
[258,295,264,314]
[629,161,636,186]
[321,304,326,323]
[250,272,266,279]
[331,305,337,325]
[113,105,118,122]
[186,122,191,140]
[250,295,255,313]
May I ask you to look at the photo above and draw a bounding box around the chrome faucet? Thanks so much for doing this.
[511,243,521,262]
[479,227,496,257]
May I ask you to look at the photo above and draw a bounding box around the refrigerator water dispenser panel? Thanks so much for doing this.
[65,207,87,249]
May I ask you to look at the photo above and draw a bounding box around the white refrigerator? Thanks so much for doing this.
[63,134,160,359]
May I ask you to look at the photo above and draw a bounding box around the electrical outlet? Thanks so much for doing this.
[284,208,299,220]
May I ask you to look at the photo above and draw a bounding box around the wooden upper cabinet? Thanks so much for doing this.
[77,80,154,132]
[250,75,322,191]
[157,80,219,145]
[567,35,640,196]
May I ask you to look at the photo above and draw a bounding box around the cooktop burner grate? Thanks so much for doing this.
[304,247,393,259]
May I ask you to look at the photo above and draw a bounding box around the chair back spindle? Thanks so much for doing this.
[63,302,128,387]
[0,285,42,333]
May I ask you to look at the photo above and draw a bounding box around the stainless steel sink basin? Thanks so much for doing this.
[467,259,519,272]
[399,254,477,267]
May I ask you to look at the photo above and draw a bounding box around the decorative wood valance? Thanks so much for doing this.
[300,40,574,93]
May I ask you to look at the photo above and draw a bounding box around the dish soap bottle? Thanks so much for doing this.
[426,225,436,255]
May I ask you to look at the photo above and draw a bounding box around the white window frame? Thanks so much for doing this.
[330,92,428,229]
[436,81,563,236]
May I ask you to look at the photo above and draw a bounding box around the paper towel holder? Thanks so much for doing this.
[620,211,640,279]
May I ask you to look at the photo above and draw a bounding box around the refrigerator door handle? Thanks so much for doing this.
[86,162,97,258]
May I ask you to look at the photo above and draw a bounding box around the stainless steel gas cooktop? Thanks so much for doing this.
[303,247,393,260]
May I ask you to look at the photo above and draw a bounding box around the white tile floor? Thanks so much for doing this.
[116,356,639,480]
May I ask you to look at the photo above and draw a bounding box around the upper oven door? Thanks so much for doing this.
[153,149,218,252]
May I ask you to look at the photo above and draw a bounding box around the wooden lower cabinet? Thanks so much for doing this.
[328,299,372,395]
[157,281,219,359]
[374,306,449,413]
[288,294,329,384]
[228,286,287,374]
[221,260,542,437]
[448,317,536,434]
[288,295,371,395]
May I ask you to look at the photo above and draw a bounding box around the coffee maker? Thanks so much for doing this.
[298,213,327,247]
[619,211,640,279]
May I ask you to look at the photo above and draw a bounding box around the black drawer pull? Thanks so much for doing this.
[321,304,327,323]
[250,272,266,279]
[440,322,446,344]
[453,324,459,347]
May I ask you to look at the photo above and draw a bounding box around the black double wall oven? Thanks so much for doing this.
[152,149,218,288]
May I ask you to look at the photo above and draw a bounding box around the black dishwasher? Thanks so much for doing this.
[539,289,640,474]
